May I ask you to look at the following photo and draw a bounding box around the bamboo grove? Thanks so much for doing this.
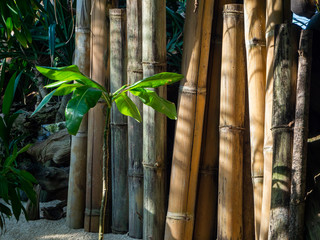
[46,0,319,239]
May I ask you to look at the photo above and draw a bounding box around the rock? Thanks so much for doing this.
[42,201,67,220]
[27,129,71,166]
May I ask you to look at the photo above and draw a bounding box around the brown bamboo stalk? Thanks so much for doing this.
[243,0,266,238]
[85,0,114,232]
[289,29,313,240]
[126,0,143,238]
[142,0,166,239]
[67,0,91,229]
[164,0,214,239]
[268,23,295,240]
[109,8,128,234]
[217,4,245,240]
[193,1,237,239]
[260,1,291,238]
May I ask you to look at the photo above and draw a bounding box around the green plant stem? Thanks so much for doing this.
[99,106,111,240]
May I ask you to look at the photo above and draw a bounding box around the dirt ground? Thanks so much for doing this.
[1,201,135,240]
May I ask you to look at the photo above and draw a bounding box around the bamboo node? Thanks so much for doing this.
[212,35,222,44]
[85,208,100,216]
[128,171,143,178]
[179,85,206,95]
[141,61,166,67]
[246,38,266,48]
[271,121,295,132]
[142,162,165,170]
[219,125,245,133]
[75,27,91,33]
[199,167,218,175]
[127,68,143,74]
[166,211,192,221]
[265,29,275,40]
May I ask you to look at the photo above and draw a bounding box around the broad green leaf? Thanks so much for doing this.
[31,89,57,116]
[8,187,21,221]
[130,88,177,120]
[0,176,9,202]
[65,86,102,135]
[54,83,82,96]
[114,93,142,122]
[2,71,23,115]
[19,170,37,184]
[129,72,183,90]
[0,203,11,217]
[45,79,72,88]
[36,65,106,91]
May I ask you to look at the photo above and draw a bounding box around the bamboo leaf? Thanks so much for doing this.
[2,71,23,115]
[0,203,11,216]
[65,86,102,135]
[114,93,142,122]
[31,89,57,116]
[8,187,21,221]
[0,59,6,93]
[48,23,56,63]
[36,65,106,91]
[0,176,9,202]
[130,88,177,120]
[19,170,37,184]
[17,144,32,155]
[129,72,183,90]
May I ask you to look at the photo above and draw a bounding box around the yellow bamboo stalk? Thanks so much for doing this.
[243,0,266,238]
[259,0,291,238]
[67,0,91,229]
[164,0,214,239]
[85,0,115,232]
[217,4,246,240]
[193,0,237,239]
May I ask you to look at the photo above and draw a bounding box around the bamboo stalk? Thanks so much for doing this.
[260,1,291,238]
[193,1,238,239]
[109,8,128,234]
[217,4,245,240]
[243,0,266,238]
[126,0,143,238]
[67,0,91,229]
[164,0,214,239]
[289,29,313,240]
[142,0,167,239]
[268,23,295,240]
[85,0,113,232]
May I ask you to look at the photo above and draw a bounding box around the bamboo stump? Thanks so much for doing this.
[127,0,144,238]
[110,9,128,234]
[268,23,296,240]
[217,4,245,240]
[67,0,91,229]
[142,0,167,239]
[289,30,313,239]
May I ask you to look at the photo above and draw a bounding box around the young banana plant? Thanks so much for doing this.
[32,65,183,238]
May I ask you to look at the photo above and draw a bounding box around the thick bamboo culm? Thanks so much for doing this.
[85,0,111,232]
[289,29,313,239]
[260,0,291,238]
[67,0,91,229]
[217,4,245,240]
[193,0,237,239]
[141,0,166,239]
[164,0,214,239]
[109,9,128,234]
[126,0,143,238]
[268,23,295,240]
[243,0,266,238]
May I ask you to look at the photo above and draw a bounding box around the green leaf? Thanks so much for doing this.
[54,83,82,96]
[14,29,27,48]
[114,93,142,122]
[2,71,23,115]
[5,17,13,37]
[0,176,9,202]
[20,179,36,204]
[48,23,56,63]
[129,72,183,90]
[36,65,106,91]
[17,144,32,155]
[31,89,57,116]
[19,170,37,184]
[8,187,21,221]
[0,203,11,217]
[65,86,102,135]
[45,79,72,88]
[0,59,6,93]
[129,88,177,120]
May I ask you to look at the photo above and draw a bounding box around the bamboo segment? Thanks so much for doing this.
[127,0,143,238]
[85,0,111,232]
[260,1,291,238]
[142,0,167,239]
[67,0,91,229]
[109,9,128,234]
[193,0,237,239]
[164,0,214,239]
[217,4,245,240]
[268,23,295,240]
[289,29,313,240]
[243,0,266,238]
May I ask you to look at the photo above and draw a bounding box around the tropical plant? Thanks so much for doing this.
[32,65,183,239]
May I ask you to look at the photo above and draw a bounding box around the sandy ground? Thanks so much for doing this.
[1,201,135,240]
